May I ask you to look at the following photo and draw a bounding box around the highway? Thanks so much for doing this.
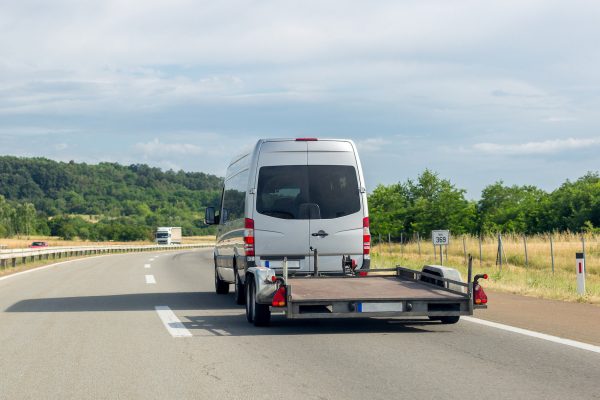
[0,249,599,399]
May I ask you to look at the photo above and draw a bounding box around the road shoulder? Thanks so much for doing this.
[474,290,600,346]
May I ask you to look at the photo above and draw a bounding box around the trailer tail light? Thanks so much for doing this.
[363,217,371,255]
[358,271,368,277]
[474,284,487,304]
[272,286,286,307]
[244,218,255,256]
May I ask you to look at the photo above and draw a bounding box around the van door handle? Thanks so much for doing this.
[312,230,329,238]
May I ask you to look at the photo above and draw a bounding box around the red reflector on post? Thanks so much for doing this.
[272,286,286,307]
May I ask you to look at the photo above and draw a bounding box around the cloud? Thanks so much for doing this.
[134,138,207,157]
[472,137,600,155]
[355,137,391,153]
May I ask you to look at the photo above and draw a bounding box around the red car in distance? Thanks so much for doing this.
[29,241,49,248]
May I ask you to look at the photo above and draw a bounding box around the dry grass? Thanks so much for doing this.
[371,232,600,304]
[182,235,216,245]
[0,236,154,249]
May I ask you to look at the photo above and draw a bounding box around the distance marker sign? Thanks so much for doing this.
[432,230,450,246]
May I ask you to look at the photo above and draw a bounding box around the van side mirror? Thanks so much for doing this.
[205,207,216,225]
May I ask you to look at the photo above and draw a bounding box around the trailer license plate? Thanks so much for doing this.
[358,302,403,312]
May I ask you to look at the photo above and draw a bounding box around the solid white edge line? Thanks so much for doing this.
[145,274,156,284]
[462,316,600,354]
[0,255,109,282]
[144,264,151,269]
[155,306,192,337]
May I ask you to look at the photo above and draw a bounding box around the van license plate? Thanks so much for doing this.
[358,302,403,312]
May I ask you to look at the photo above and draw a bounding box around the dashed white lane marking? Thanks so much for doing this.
[155,306,192,337]
[144,264,151,269]
[145,274,156,284]
[463,317,600,354]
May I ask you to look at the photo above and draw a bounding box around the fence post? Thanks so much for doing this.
[417,233,421,257]
[523,235,528,268]
[550,235,555,274]
[388,233,391,254]
[478,235,483,266]
[432,240,436,263]
[496,233,503,271]
[462,236,467,265]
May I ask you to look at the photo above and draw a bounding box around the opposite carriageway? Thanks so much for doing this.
[0,243,212,269]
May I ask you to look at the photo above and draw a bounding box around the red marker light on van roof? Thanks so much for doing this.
[295,138,318,141]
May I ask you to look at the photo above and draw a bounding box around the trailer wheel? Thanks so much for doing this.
[233,265,246,305]
[215,264,230,295]
[439,316,460,324]
[246,279,270,326]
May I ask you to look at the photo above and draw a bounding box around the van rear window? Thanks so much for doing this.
[256,165,361,220]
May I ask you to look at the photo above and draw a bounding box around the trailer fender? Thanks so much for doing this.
[246,266,279,304]
[421,265,465,293]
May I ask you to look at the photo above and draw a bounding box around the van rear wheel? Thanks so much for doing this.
[245,280,254,323]
[233,266,246,305]
[215,265,230,295]
[439,316,460,324]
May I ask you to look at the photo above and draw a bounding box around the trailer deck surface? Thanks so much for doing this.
[288,276,465,302]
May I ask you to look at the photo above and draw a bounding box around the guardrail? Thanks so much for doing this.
[0,243,213,269]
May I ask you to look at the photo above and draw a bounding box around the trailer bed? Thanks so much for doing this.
[289,276,465,302]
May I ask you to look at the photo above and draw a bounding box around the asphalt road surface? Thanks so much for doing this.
[1,249,599,400]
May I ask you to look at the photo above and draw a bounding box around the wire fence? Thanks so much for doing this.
[372,232,598,276]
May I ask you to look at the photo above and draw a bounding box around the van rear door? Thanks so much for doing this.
[306,141,364,273]
[253,141,311,272]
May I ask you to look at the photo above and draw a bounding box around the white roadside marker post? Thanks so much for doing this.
[576,252,586,295]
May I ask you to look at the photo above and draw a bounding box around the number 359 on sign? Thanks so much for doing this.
[432,230,450,245]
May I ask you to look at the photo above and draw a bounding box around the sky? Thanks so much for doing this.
[1,0,599,198]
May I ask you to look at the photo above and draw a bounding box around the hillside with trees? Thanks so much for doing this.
[368,170,600,240]
[1,156,598,242]
[0,157,222,240]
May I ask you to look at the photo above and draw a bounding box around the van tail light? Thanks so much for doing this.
[363,217,371,255]
[272,286,287,307]
[244,218,255,256]
[473,274,488,305]
[295,138,318,141]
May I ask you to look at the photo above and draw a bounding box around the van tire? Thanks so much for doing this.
[233,265,246,305]
[215,265,230,295]
[439,316,460,324]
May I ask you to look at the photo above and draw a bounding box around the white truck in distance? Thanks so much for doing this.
[155,227,182,245]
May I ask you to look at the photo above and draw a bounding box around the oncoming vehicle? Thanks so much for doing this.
[29,241,49,248]
[205,138,487,326]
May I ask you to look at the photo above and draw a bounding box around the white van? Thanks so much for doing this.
[205,138,370,304]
